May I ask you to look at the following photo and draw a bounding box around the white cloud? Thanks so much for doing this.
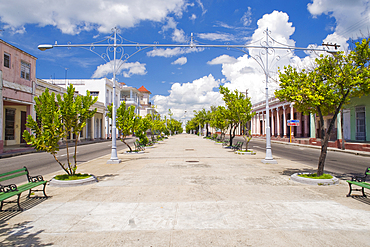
[172,56,187,65]
[308,0,370,48]
[0,0,188,34]
[197,32,235,41]
[152,74,224,119]
[190,14,197,21]
[241,7,252,26]
[160,17,187,43]
[147,47,204,57]
[207,55,238,65]
[92,60,147,78]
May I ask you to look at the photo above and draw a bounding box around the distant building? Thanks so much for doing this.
[36,79,106,141]
[0,39,37,153]
[138,85,156,116]
[44,78,119,139]
[43,78,155,137]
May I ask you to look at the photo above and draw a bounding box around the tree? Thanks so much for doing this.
[23,85,97,176]
[276,38,370,176]
[135,115,152,146]
[57,86,97,173]
[107,101,137,152]
[219,85,255,148]
[209,105,229,140]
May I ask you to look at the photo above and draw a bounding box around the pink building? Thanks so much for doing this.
[0,39,37,153]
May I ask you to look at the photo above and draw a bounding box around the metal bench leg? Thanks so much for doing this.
[16,194,23,211]
[42,183,48,198]
[362,187,367,197]
[27,188,32,198]
[346,183,353,197]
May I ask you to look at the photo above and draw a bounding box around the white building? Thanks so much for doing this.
[36,79,106,141]
[44,78,155,137]
[44,78,119,138]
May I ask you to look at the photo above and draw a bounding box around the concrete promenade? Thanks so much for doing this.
[1,134,370,246]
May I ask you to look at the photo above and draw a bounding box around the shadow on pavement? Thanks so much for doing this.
[0,197,49,223]
[350,195,370,205]
[96,174,119,181]
[0,221,53,246]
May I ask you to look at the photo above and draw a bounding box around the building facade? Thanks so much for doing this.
[36,79,106,141]
[44,78,119,139]
[0,39,37,153]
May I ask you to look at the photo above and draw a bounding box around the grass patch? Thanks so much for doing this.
[298,173,333,179]
[54,173,91,181]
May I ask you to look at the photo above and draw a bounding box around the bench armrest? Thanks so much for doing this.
[1,184,18,193]
[351,175,366,182]
[29,175,44,183]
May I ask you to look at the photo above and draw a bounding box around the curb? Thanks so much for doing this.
[290,173,339,186]
[253,138,370,157]
[49,175,98,187]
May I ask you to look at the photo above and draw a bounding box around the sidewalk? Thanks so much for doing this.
[0,138,111,159]
[1,134,370,246]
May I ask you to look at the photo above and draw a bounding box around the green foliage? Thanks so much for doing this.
[276,38,370,176]
[219,85,255,149]
[23,85,97,176]
[209,105,229,140]
[298,173,333,179]
[54,173,91,181]
[107,101,137,152]
[135,116,151,146]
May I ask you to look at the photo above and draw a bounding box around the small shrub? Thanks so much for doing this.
[298,173,333,179]
[54,173,91,181]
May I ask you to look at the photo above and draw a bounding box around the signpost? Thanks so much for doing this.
[287,120,300,143]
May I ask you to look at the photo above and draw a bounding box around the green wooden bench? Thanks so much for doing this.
[346,167,370,197]
[0,167,48,211]
[134,140,145,151]
[231,141,243,151]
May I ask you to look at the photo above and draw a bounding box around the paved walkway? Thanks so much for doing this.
[1,134,370,246]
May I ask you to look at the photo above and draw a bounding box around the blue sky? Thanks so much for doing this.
[0,0,368,119]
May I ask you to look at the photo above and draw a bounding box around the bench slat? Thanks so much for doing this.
[0,168,26,178]
[347,180,370,189]
[0,171,28,182]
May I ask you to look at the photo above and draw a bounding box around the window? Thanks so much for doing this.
[4,53,10,68]
[356,106,366,141]
[90,91,99,96]
[5,109,15,140]
[21,61,31,80]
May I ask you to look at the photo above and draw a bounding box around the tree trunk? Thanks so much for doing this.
[121,137,132,152]
[317,132,330,176]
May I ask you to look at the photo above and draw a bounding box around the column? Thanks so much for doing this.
[262,112,265,136]
[310,113,316,138]
[297,112,302,137]
[337,111,342,140]
[91,116,95,140]
[283,106,287,137]
[276,107,280,137]
[271,109,275,137]
[257,113,260,136]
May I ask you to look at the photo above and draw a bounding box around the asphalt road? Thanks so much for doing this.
[0,138,135,184]
[241,137,370,179]
[2,135,370,184]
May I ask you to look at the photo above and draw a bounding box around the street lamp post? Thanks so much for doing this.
[38,27,335,164]
[38,28,123,164]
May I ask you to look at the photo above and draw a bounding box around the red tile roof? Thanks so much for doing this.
[138,86,151,94]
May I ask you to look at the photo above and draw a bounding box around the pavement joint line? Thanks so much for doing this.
[2,134,370,246]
